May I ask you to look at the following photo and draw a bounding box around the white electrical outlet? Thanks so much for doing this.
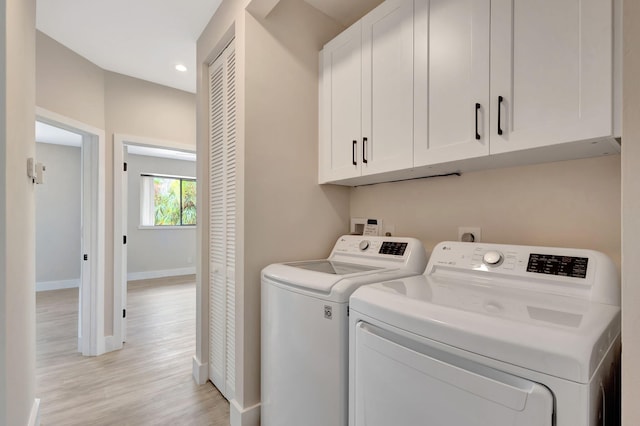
[458,227,481,242]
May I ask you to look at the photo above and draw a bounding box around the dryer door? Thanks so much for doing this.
[352,322,554,426]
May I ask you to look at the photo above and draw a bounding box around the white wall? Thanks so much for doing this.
[126,153,196,279]
[0,0,37,423]
[622,1,640,423]
[35,142,81,288]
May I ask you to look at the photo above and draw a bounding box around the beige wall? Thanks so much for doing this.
[351,155,621,265]
[36,32,197,337]
[103,72,196,333]
[36,32,105,129]
[196,0,350,417]
[244,0,349,406]
[0,0,37,423]
[622,1,640,423]
[104,72,196,144]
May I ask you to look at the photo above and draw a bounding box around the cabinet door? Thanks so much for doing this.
[490,0,613,154]
[414,0,490,166]
[319,23,362,183]
[361,0,414,175]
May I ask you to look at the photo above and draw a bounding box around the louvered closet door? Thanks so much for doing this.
[209,39,236,401]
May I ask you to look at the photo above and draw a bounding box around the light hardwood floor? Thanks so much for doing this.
[36,275,230,425]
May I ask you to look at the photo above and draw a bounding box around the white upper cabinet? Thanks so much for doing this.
[319,0,617,185]
[414,0,491,166]
[361,0,414,175]
[320,23,362,183]
[489,0,613,154]
[319,0,414,184]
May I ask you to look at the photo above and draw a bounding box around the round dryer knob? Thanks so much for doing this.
[483,250,504,266]
[359,240,370,251]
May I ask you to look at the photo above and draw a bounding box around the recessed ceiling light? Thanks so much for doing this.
[175,64,187,72]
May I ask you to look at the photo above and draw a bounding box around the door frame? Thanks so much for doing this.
[36,107,106,356]
[112,133,196,347]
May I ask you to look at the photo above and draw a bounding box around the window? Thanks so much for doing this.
[140,174,196,227]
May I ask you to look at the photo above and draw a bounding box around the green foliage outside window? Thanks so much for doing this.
[181,180,197,225]
[153,177,197,226]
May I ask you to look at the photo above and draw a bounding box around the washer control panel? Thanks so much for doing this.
[329,235,428,275]
[379,241,408,256]
[483,251,504,267]
[333,236,412,258]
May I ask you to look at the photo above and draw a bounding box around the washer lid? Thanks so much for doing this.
[350,275,620,383]
[262,261,404,299]
[286,260,382,275]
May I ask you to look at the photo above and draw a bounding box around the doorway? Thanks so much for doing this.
[35,107,106,356]
[113,134,196,346]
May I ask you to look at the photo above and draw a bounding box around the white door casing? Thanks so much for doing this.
[36,107,106,356]
[112,134,196,350]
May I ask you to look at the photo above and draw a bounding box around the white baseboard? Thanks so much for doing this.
[104,335,123,353]
[36,278,80,292]
[28,398,41,426]
[127,267,196,281]
[192,356,209,385]
[230,400,260,426]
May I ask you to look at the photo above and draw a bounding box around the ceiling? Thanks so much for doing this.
[35,121,82,147]
[302,0,384,27]
[35,0,223,93]
[35,0,384,95]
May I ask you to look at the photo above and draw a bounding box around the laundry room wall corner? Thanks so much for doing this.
[621,0,640,423]
[196,0,351,423]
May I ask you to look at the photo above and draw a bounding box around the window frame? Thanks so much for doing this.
[139,173,197,229]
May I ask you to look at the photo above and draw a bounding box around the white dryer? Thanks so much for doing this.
[261,235,428,426]
[349,241,620,426]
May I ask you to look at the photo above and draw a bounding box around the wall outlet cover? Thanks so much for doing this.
[458,227,481,242]
[351,217,382,236]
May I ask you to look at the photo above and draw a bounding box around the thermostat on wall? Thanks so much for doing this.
[350,218,382,236]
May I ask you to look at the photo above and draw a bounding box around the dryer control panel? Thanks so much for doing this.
[428,241,619,306]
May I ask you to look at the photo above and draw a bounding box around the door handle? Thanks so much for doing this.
[363,137,368,164]
[475,103,481,140]
[352,140,357,166]
[497,96,504,135]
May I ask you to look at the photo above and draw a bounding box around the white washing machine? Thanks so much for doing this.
[261,235,428,426]
[349,241,621,426]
